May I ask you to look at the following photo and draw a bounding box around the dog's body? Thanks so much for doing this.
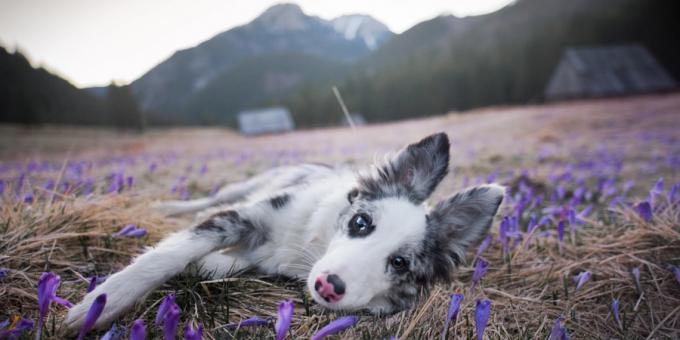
[66,133,504,329]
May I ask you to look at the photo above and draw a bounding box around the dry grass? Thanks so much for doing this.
[1,94,679,339]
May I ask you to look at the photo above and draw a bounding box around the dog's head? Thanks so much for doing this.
[307,132,504,313]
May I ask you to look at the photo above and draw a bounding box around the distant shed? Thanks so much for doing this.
[237,107,294,135]
[544,44,676,101]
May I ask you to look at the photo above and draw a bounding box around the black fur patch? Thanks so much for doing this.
[193,209,268,249]
[269,194,291,210]
[356,133,450,204]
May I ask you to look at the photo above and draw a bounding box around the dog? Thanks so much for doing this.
[65,132,504,329]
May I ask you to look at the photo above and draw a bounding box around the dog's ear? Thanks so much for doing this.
[358,132,450,204]
[425,184,504,276]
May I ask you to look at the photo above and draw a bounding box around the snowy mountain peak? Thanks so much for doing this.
[331,14,392,50]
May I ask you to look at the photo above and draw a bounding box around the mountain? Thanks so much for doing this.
[131,3,393,122]
[331,15,392,50]
[283,0,680,126]
[0,47,108,125]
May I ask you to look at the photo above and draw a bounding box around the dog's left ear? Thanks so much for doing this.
[358,132,450,204]
[426,184,505,269]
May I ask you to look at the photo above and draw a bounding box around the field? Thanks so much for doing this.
[1,93,679,339]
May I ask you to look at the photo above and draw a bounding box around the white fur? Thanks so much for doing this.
[66,135,504,330]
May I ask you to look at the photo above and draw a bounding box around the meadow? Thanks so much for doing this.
[1,93,679,339]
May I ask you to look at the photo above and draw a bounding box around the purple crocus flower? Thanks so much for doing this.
[224,316,270,329]
[671,265,680,286]
[184,323,203,340]
[87,276,98,293]
[649,177,664,208]
[475,235,492,259]
[0,318,34,339]
[37,272,72,337]
[472,259,489,289]
[574,271,592,291]
[634,202,652,222]
[275,300,294,340]
[77,294,107,340]
[441,294,464,340]
[163,304,181,340]
[474,299,491,340]
[499,217,509,254]
[668,182,680,205]
[612,299,622,330]
[0,268,8,280]
[549,317,569,340]
[101,324,124,340]
[114,224,147,238]
[130,319,146,340]
[156,294,177,326]
[557,220,565,252]
[631,267,641,294]
[310,316,358,340]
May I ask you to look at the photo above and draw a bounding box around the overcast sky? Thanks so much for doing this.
[0,0,512,88]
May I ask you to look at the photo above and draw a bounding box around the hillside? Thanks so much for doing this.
[130,3,392,121]
[0,47,108,125]
[283,0,680,126]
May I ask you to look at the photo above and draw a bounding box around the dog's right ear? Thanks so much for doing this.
[357,132,450,204]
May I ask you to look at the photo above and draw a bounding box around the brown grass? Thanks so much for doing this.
[1,94,679,339]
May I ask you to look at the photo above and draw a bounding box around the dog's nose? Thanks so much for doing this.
[314,274,345,303]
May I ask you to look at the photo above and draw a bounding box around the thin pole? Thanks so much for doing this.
[332,86,356,129]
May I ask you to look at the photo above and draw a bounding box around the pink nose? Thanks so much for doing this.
[314,274,345,303]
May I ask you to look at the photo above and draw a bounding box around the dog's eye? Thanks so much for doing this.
[390,256,409,271]
[348,213,374,237]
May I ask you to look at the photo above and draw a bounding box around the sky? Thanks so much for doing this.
[0,0,512,88]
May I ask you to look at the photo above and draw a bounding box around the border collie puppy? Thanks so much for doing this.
[66,132,504,329]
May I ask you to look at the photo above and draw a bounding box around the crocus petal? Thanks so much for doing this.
[52,296,74,308]
[574,271,592,291]
[155,294,177,326]
[163,304,181,340]
[310,316,358,340]
[126,228,148,238]
[635,201,652,222]
[275,300,294,340]
[224,316,270,329]
[130,319,146,340]
[114,224,137,237]
[472,259,489,289]
[668,182,679,205]
[475,235,492,259]
[77,294,107,340]
[549,317,569,340]
[631,267,641,293]
[649,177,664,208]
[87,276,98,293]
[612,299,622,330]
[442,294,464,340]
[671,265,680,286]
[475,299,491,340]
[37,272,58,321]
[1,318,34,339]
[184,322,203,340]
[101,324,123,340]
[0,319,8,330]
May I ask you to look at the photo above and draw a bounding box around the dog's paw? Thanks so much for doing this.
[65,277,140,331]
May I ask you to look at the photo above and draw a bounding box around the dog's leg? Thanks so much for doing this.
[190,251,252,279]
[65,208,268,330]
[152,175,268,216]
